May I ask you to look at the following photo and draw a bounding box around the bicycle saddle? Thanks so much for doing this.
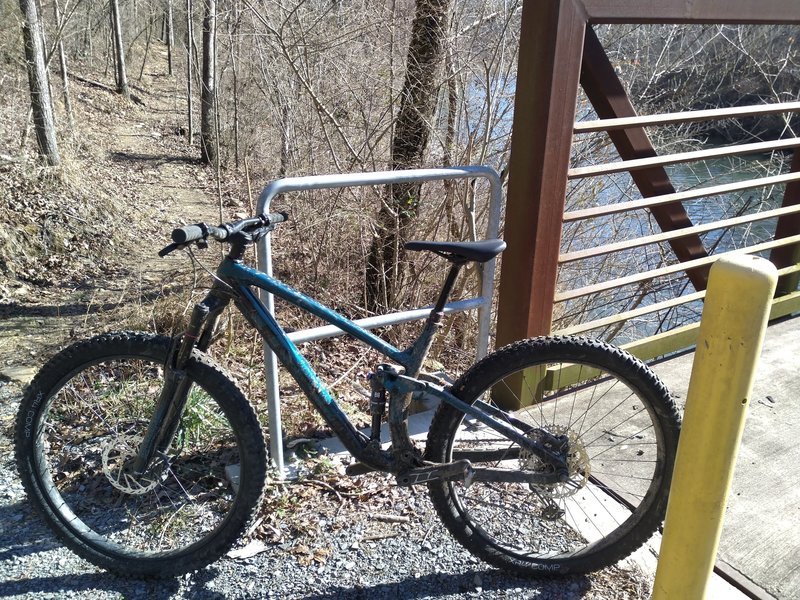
[404,239,506,263]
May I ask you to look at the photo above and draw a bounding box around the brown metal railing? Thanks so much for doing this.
[495,1,800,366]
[552,102,800,353]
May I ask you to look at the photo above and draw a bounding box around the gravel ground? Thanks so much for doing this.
[0,379,650,600]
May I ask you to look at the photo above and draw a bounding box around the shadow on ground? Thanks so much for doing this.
[110,151,200,166]
[0,499,227,599]
[298,569,590,600]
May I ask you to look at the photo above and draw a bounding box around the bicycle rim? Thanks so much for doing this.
[32,354,246,560]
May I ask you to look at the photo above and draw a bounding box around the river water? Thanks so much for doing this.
[556,153,789,344]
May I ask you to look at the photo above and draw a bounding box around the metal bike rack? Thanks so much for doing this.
[255,166,503,475]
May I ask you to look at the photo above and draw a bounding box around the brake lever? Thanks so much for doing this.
[251,224,276,242]
[159,236,211,257]
[159,242,182,257]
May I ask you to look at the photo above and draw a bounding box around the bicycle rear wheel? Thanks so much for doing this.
[425,336,680,575]
[15,332,267,578]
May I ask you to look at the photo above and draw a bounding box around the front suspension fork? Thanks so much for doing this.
[131,292,227,474]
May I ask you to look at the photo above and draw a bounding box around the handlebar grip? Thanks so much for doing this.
[264,211,289,225]
[172,224,207,244]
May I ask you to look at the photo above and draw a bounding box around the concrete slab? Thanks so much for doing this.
[650,315,800,600]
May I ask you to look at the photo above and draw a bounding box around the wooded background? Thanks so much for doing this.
[3,0,798,343]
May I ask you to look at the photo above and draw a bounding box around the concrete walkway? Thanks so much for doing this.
[651,315,799,600]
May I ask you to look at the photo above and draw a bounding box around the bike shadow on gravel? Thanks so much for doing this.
[0,569,229,600]
[0,500,61,563]
[0,499,215,599]
[0,572,182,599]
[298,569,591,600]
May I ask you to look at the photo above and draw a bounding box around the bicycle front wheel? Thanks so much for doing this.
[425,336,680,575]
[15,332,267,578]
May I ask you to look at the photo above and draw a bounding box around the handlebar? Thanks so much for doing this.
[160,211,289,257]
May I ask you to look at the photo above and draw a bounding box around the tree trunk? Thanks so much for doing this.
[18,0,60,166]
[186,0,194,144]
[166,0,174,75]
[83,5,93,63]
[139,17,153,81]
[110,0,130,99]
[365,0,452,311]
[229,4,240,168]
[200,0,217,164]
[53,0,74,131]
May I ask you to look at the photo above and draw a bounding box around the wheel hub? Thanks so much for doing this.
[519,425,590,500]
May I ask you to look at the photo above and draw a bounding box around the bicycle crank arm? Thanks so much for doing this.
[395,460,474,486]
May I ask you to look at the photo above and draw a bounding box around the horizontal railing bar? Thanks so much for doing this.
[286,297,485,345]
[560,204,800,264]
[582,2,800,26]
[564,172,800,222]
[621,291,800,363]
[621,323,701,363]
[574,101,800,133]
[555,234,800,302]
[769,290,800,320]
[568,138,800,180]
[555,265,800,335]
[777,264,800,277]
[555,291,706,336]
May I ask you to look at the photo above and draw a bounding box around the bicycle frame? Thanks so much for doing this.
[212,257,567,475]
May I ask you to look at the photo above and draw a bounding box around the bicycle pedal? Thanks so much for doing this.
[395,459,473,487]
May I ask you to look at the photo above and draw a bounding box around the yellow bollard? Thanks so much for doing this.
[651,255,777,600]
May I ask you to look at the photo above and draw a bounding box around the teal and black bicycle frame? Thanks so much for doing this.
[136,238,569,486]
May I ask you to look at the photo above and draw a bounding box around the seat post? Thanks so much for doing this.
[432,261,465,317]
[405,261,465,377]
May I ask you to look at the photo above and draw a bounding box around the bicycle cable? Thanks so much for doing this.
[186,245,234,291]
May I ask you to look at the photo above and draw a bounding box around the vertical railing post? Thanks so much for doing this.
[495,0,586,349]
[652,255,777,600]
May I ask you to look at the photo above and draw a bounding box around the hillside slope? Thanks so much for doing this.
[1,48,219,379]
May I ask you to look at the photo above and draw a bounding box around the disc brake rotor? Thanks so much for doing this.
[519,425,590,500]
[101,434,169,495]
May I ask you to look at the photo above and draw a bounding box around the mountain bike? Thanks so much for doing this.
[15,211,680,578]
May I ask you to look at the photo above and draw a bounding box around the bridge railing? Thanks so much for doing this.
[496,1,800,366]
[553,101,800,359]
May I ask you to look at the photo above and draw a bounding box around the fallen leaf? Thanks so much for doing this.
[227,539,269,559]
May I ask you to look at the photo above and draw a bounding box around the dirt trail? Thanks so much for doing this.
[0,49,218,383]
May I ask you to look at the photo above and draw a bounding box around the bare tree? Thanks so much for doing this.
[52,0,74,130]
[365,0,453,311]
[200,0,217,164]
[166,0,175,75]
[110,0,130,98]
[18,0,60,165]
[186,0,195,144]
